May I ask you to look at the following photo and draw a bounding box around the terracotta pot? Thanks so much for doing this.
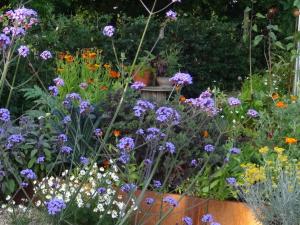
[133,69,154,86]
[157,77,172,87]
[133,190,261,225]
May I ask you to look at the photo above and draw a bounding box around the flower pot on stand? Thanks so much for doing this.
[133,69,154,86]
[157,77,172,87]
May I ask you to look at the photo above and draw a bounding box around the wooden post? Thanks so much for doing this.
[293,14,300,95]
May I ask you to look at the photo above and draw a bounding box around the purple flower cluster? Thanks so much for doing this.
[121,183,136,193]
[136,129,144,135]
[0,108,10,122]
[53,77,64,87]
[18,45,29,57]
[229,147,240,154]
[62,115,71,124]
[185,90,218,116]
[94,128,103,137]
[144,158,152,166]
[48,86,59,96]
[3,27,25,37]
[57,134,68,143]
[97,187,107,194]
[204,144,215,153]
[145,127,166,141]
[247,109,259,118]
[201,214,221,225]
[5,7,38,27]
[119,153,130,164]
[79,100,94,114]
[153,180,162,188]
[80,156,89,165]
[131,81,146,90]
[163,196,178,207]
[190,159,198,167]
[133,99,155,117]
[117,137,135,151]
[145,197,155,205]
[46,198,66,215]
[66,93,81,101]
[156,107,180,125]
[60,146,72,154]
[169,72,192,86]
[226,177,237,186]
[40,50,52,60]
[227,97,241,107]
[6,134,25,149]
[182,216,193,225]
[20,169,37,180]
[159,142,176,154]
[79,82,88,90]
[36,155,45,164]
[166,10,177,20]
[103,25,115,37]
[0,34,10,49]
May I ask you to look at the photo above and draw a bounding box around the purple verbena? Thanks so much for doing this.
[60,146,72,154]
[20,169,37,180]
[133,99,155,117]
[80,156,89,165]
[117,137,135,151]
[17,45,29,57]
[229,147,240,154]
[97,187,107,194]
[40,50,52,60]
[201,214,213,223]
[53,77,64,87]
[46,198,66,215]
[145,197,155,205]
[159,142,176,154]
[166,10,177,20]
[153,180,162,188]
[156,107,180,125]
[36,155,45,164]
[182,216,193,225]
[247,109,259,118]
[145,127,166,141]
[131,81,146,90]
[204,144,215,153]
[163,196,178,207]
[121,183,136,193]
[48,86,59,96]
[169,72,192,86]
[0,108,10,122]
[79,100,94,114]
[6,134,24,149]
[103,25,115,37]
[227,97,241,107]
[226,177,237,186]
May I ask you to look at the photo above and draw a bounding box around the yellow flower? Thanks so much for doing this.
[274,147,285,155]
[278,154,288,163]
[259,146,269,154]
[241,163,266,184]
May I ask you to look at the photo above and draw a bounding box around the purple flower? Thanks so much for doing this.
[190,159,198,167]
[0,108,10,122]
[58,134,68,143]
[18,45,29,57]
[0,170,5,177]
[94,128,103,137]
[159,142,176,154]
[121,183,136,193]
[166,10,177,20]
[163,196,178,207]
[119,153,130,164]
[7,7,38,27]
[20,169,37,180]
[144,158,152,166]
[136,129,144,135]
[21,182,29,188]
[156,107,180,125]
[40,50,52,60]
[182,216,193,225]
[133,99,155,117]
[80,156,89,165]
[48,86,59,96]
[103,25,115,37]
[211,223,221,225]
[46,198,66,215]
[0,34,11,49]
[62,115,71,124]
[247,109,259,118]
[227,97,241,106]
[229,147,240,154]
[201,214,213,223]
[169,72,192,86]
[6,134,24,149]
[204,144,215,153]
[145,128,166,141]
[97,187,107,194]
[153,180,162,188]
[60,146,72,154]
[185,90,218,116]
[145,197,155,205]
[117,137,135,151]
[226,177,237,186]
[79,82,88,90]
[79,100,94,114]
[53,77,64,87]
[36,156,45,164]
[66,93,81,101]
[131,81,145,90]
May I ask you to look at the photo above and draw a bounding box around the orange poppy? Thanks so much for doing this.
[88,52,97,59]
[64,54,74,63]
[179,96,186,103]
[82,53,89,59]
[271,93,279,100]
[202,130,209,138]
[87,78,94,84]
[113,130,121,137]
[109,70,120,79]
[285,137,297,144]
[99,85,108,91]
[276,101,287,108]
[103,63,111,69]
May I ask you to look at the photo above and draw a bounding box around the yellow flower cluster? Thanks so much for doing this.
[240,163,266,184]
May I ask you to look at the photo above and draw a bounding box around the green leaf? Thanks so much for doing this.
[274,41,285,49]
[294,0,300,8]
[244,7,251,13]
[28,157,36,168]
[6,179,16,194]
[253,35,263,47]
[256,13,265,19]
[252,24,258,32]
[30,149,38,158]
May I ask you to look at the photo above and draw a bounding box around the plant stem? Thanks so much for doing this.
[6,56,21,108]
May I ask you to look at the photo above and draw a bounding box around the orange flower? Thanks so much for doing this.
[291,95,298,102]
[113,130,121,137]
[276,101,287,108]
[87,78,94,84]
[64,54,74,63]
[82,53,89,59]
[99,85,108,91]
[179,96,186,103]
[202,130,209,138]
[103,63,111,69]
[272,93,279,100]
[88,52,97,59]
[285,137,297,144]
[87,63,100,71]
[109,70,120,79]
